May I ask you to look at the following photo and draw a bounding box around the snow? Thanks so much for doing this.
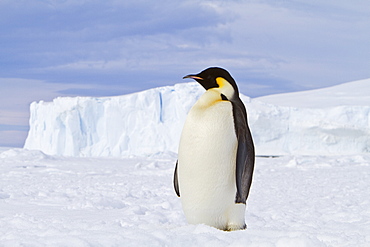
[0,148,369,246]
[24,81,370,156]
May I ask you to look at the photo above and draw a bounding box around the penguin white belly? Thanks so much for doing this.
[178,96,245,230]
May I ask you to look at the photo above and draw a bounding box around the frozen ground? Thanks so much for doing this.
[1,148,369,246]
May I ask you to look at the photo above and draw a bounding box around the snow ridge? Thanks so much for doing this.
[24,82,370,156]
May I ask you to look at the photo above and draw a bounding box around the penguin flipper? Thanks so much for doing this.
[232,100,255,204]
[174,160,180,197]
[235,137,255,203]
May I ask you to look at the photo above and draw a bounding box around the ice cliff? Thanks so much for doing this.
[24,82,370,156]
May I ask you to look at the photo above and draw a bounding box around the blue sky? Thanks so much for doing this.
[1,0,370,147]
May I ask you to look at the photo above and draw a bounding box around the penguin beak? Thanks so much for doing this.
[183,74,203,80]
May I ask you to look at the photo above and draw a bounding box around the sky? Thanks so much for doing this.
[1,0,370,147]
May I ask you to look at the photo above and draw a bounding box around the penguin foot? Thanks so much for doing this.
[225,223,247,231]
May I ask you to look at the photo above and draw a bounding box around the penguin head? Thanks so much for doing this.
[183,67,239,100]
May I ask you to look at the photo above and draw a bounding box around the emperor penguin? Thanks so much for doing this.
[173,67,255,231]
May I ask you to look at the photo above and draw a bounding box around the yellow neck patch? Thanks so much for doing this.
[216,77,228,88]
[215,77,235,99]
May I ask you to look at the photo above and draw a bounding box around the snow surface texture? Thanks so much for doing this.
[0,148,369,246]
[25,81,370,156]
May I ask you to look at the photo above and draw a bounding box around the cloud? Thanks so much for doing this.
[1,0,369,92]
[217,0,370,88]
[0,0,233,86]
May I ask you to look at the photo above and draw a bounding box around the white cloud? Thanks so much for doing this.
[2,0,368,91]
[217,0,370,87]
[1,0,369,91]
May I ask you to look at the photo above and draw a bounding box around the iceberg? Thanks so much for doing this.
[24,81,370,156]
